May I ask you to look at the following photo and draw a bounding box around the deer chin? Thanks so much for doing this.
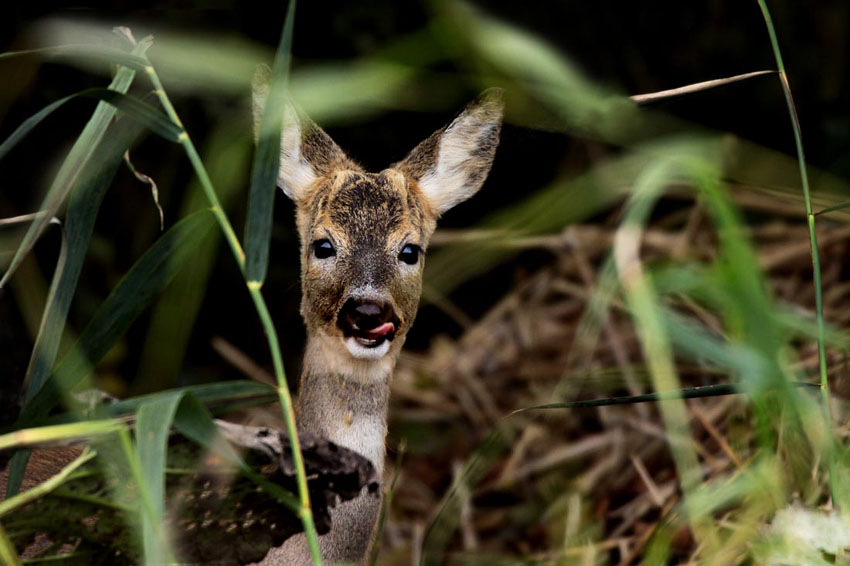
[344,335,392,359]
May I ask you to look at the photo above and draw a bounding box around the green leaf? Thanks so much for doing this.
[109,381,276,421]
[23,381,277,429]
[1,39,150,289]
[0,88,180,164]
[23,209,215,421]
[0,524,21,566]
[244,0,297,284]
[135,392,184,564]
[0,95,75,161]
[0,421,125,452]
[5,119,144,498]
[815,201,850,216]
[0,44,148,70]
[0,449,96,518]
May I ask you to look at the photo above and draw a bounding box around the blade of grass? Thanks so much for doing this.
[135,392,183,565]
[0,88,180,163]
[515,382,819,413]
[79,89,183,141]
[244,0,296,284]
[0,37,151,289]
[754,0,829,411]
[630,70,777,105]
[20,209,215,422]
[26,380,277,429]
[114,426,169,565]
[815,201,850,216]
[6,119,144,498]
[0,420,124,451]
[0,524,20,566]
[140,30,324,563]
[0,44,148,69]
[613,158,713,550]
[0,449,96,518]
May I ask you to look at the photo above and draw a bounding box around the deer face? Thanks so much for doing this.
[253,74,502,362]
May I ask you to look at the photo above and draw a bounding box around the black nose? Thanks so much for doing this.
[337,298,399,337]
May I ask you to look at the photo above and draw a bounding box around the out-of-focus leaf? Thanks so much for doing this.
[135,392,183,564]
[0,44,148,70]
[0,421,124,452]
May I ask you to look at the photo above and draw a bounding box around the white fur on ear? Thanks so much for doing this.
[397,89,503,215]
[252,66,319,202]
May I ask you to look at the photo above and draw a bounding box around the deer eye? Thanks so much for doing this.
[399,244,421,265]
[313,239,336,259]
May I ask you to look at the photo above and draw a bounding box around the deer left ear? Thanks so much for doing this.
[252,65,354,203]
[395,88,503,215]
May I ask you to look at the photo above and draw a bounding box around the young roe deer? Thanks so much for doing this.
[251,74,503,564]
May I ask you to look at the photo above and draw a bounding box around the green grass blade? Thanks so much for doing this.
[0,39,150,289]
[135,392,184,565]
[79,89,183,141]
[18,122,143,406]
[25,381,277,429]
[22,209,215,421]
[814,201,850,216]
[0,88,179,164]
[5,120,144,498]
[0,449,95,518]
[613,158,710,547]
[755,0,828,408]
[0,524,21,566]
[108,381,276,420]
[0,95,75,161]
[244,0,296,284]
[0,420,124,451]
[0,44,148,70]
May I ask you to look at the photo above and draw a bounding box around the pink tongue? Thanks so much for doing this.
[365,322,395,339]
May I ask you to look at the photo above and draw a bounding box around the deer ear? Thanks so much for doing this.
[252,65,353,202]
[395,88,503,215]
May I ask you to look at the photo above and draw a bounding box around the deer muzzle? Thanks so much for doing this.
[337,297,400,350]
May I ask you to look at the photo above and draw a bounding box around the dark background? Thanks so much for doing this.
[1,1,848,414]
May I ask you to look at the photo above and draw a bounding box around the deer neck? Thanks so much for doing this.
[295,333,397,476]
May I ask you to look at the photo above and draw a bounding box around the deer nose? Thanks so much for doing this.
[337,297,399,339]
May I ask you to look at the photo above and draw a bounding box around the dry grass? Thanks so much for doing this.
[378,188,850,564]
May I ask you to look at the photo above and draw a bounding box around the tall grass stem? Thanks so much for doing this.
[142,62,323,564]
[755,0,830,414]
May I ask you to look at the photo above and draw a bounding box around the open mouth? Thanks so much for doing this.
[353,321,396,349]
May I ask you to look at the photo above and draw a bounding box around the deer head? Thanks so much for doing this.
[253,78,503,372]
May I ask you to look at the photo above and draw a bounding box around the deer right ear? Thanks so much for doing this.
[394,88,503,216]
[252,65,352,202]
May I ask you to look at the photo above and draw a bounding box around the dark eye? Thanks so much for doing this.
[399,244,421,265]
[313,239,336,259]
